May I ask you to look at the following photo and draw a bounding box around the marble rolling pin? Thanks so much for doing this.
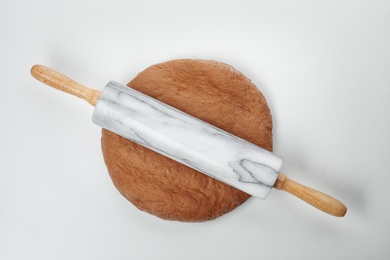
[31,65,347,217]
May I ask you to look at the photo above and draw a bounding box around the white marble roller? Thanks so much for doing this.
[92,81,283,199]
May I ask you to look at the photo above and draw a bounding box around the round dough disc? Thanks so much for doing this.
[101,59,273,222]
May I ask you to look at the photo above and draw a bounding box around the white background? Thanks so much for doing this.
[1,0,390,259]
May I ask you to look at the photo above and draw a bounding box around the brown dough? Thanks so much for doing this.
[101,59,273,222]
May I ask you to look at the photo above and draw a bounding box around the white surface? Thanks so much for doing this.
[1,0,389,259]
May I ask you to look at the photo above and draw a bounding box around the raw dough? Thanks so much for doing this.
[101,59,273,222]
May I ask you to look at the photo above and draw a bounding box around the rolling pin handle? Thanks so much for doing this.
[274,173,347,217]
[31,65,101,106]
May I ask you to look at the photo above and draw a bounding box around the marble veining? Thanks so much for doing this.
[92,81,283,199]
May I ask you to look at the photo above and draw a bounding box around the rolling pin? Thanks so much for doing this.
[31,64,347,217]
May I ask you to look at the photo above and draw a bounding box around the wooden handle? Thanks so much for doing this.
[274,173,347,217]
[31,65,101,106]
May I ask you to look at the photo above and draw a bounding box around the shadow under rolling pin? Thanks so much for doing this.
[31,64,347,217]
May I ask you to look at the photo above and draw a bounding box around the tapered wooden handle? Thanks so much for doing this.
[274,173,347,217]
[31,65,101,106]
